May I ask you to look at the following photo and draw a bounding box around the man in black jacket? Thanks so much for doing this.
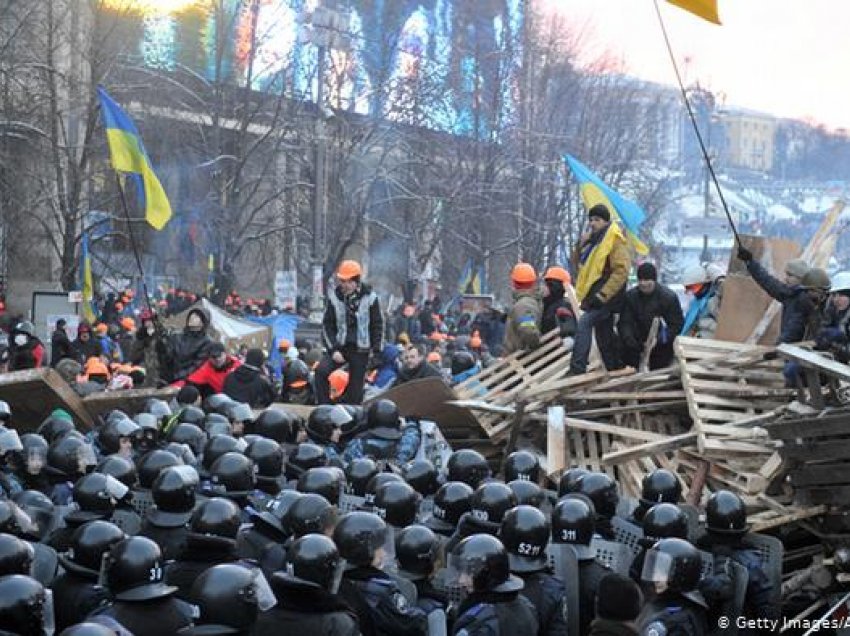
[50,319,73,367]
[618,263,684,370]
[316,260,383,405]
[223,348,275,408]
[395,344,443,385]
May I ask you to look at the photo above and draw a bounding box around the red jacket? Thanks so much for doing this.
[177,356,241,395]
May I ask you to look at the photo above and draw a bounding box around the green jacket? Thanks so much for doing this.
[503,289,543,355]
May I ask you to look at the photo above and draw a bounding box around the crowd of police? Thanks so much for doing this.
[0,388,785,636]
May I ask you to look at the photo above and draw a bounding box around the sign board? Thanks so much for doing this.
[459,294,495,315]
[680,217,731,237]
[68,291,83,303]
[46,314,80,341]
[274,270,298,311]
[31,292,79,358]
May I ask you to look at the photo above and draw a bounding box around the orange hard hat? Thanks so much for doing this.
[94,323,108,335]
[544,266,571,285]
[278,339,291,351]
[84,356,109,378]
[511,262,537,285]
[337,260,362,281]
[427,351,441,364]
[120,317,136,331]
[329,369,349,399]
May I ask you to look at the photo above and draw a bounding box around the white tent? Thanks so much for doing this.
[164,299,271,353]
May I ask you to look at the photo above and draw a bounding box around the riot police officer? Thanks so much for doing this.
[347,457,380,497]
[577,472,619,540]
[629,503,689,583]
[504,450,540,483]
[0,574,54,636]
[508,479,548,508]
[552,495,609,636]
[12,433,51,494]
[501,505,568,636]
[139,465,198,560]
[637,538,709,636]
[53,520,125,631]
[94,536,195,636]
[254,533,359,635]
[284,443,329,484]
[631,469,682,525]
[298,466,343,506]
[446,449,491,489]
[253,408,303,452]
[245,436,284,503]
[203,452,257,520]
[445,481,517,553]
[184,563,262,635]
[306,404,352,463]
[696,490,779,628]
[450,533,539,635]
[0,533,32,577]
[425,481,474,540]
[48,472,129,552]
[335,511,428,636]
[557,467,589,498]
[237,490,302,579]
[395,524,447,615]
[283,493,337,540]
[165,497,243,600]
[343,399,421,466]
[45,434,98,506]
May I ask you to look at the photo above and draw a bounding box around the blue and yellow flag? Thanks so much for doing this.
[667,0,721,25]
[458,259,484,295]
[575,222,626,301]
[80,232,96,324]
[97,86,172,230]
[565,154,649,256]
[207,253,215,295]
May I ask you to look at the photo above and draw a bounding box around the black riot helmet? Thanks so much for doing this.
[395,525,440,579]
[37,415,75,445]
[508,479,546,508]
[643,503,689,542]
[447,449,491,489]
[284,493,336,539]
[297,467,342,506]
[641,537,702,594]
[451,534,523,593]
[363,472,404,508]
[0,534,33,576]
[12,491,55,542]
[59,520,125,577]
[450,350,476,377]
[149,465,199,527]
[190,497,242,542]
[144,398,172,422]
[705,490,749,535]
[201,435,243,474]
[641,469,682,507]
[0,501,36,539]
[557,467,589,497]
[57,623,115,636]
[252,490,302,537]
[426,481,474,535]
[246,437,283,479]
[551,496,595,559]
[306,405,352,445]
[345,457,379,497]
[333,511,388,567]
[403,459,439,497]
[253,409,297,444]
[469,481,517,529]
[104,536,176,601]
[577,472,619,519]
[189,564,259,633]
[98,418,140,455]
[137,449,183,489]
[374,481,419,528]
[500,505,550,573]
[178,405,206,427]
[169,423,206,457]
[203,413,231,438]
[0,574,50,636]
[203,393,235,416]
[17,434,48,476]
[285,443,327,480]
[96,455,138,489]
[207,452,256,499]
[286,533,342,592]
[46,435,96,480]
[504,450,540,483]
[68,473,128,522]
[366,399,401,440]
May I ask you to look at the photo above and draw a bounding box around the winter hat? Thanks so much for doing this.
[588,204,611,223]
[595,573,644,621]
[637,262,658,282]
[245,348,265,368]
[785,258,809,279]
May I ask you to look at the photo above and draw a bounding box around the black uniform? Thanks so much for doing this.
[519,571,569,636]
[252,573,360,636]
[222,364,275,408]
[236,524,288,581]
[338,565,428,636]
[413,578,448,614]
[579,559,611,636]
[452,590,539,636]
[52,570,110,631]
[94,596,195,636]
[138,519,189,561]
[618,284,684,370]
[444,513,499,554]
[541,284,577,338]
[637,594,709,636]
[165,534,241,601]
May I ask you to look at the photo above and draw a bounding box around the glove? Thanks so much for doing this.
[815,327,842,350]
[581,295,603,311]
[737,246,753,262]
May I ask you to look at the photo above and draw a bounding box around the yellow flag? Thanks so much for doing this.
[667,0,721,25]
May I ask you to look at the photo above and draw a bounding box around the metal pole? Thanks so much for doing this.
[311,44,328,319]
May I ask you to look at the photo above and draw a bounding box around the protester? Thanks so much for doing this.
[223,348,274,408]
[8,321,45,370]
[503,263,542,355]
[681,262,725,339]
[395,344,443,385]
[180,343,241,397]
[50,319,74,367]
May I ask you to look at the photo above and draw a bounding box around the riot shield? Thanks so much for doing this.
[590,538,634,575]
[546,543,580,636]
[129,488,154,517]
[612,516,644,558]
[746,533,783,609]
[428,609,448,636]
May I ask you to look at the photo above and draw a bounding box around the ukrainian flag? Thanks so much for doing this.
[565,154,649,256]
[458,259,483,294]
[97,86,172,230]
[80,232,96,324]
[667,0,721,25]
[207,253,215,295]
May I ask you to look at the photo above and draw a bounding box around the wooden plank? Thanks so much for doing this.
[749,505,827,532]
[791,463,850,488]
[765,414,850,439]
[0,368,93,431]
[777,344,850,383]
[675,339,707,454]
[568,401,688,419]
[688,378,796,397]
[602,432,698,466]
[83,386,179,417]
[564,417,665,442]
[547,407,566,476]
[780,439,850,462]
[567,391,685,401]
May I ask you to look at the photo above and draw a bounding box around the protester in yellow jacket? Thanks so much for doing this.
[503,263,543,355]
[569,204,631,374]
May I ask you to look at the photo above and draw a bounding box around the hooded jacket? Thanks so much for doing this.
[168,308,213,381]
[182,354,241,397]
[372,344,400,389]
[223,363,275,407]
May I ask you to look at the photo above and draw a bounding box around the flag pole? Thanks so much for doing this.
[652,0,742,247]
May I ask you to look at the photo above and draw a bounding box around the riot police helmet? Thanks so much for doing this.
[500,505,550,573]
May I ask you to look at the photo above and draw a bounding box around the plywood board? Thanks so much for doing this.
[0,368,93,431]
[83,386,179,418]
[715,234,801,344]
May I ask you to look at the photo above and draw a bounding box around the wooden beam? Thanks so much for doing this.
[777,344,850,383]
[601,432,698,465]
[564,417,666,442]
